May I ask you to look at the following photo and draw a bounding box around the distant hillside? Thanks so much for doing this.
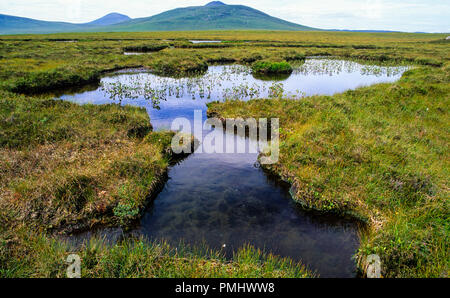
[0,2,316,34]
[0,14,85,35]
[103,2,316,32]
[87,13,131,26]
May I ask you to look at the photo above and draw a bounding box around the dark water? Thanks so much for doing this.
[58,59,408,277]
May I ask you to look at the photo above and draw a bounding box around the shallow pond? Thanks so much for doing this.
[58,59,409,277]
[123,52,149,56]
[190,40,222,44]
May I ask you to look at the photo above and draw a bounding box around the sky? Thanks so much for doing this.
[0,0,449,33]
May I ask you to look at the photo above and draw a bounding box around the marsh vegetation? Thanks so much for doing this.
[0,31,448,278]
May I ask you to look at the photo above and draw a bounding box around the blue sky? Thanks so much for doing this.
[1,0,449,32]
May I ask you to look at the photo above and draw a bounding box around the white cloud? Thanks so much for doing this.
[0,0,448,32]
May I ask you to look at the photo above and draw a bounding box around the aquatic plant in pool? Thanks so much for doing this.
[123,44,169,53]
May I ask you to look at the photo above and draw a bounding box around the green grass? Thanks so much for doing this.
[0,44,312,277]
[252,60,293,74]
[0,227,312,278]
[0,88,310,278]
[1,31,447,92]
[0,30,448,278]
[123,43,169,53]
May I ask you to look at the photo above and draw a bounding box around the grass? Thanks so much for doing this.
[149,51,209,76]
[0,227,311,278]
[1,31,447,93]
[0,90,181,234]
[0,89,311,278]
[0,30,448,278]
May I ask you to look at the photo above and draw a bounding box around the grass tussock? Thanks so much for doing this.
[149,53,209,77]
[0,90,177,233]
[0,87,310,278]
[1,31,447,92]
[123,43,169,53]
[252,60,293,74]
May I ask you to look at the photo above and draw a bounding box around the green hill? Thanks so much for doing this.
[0,13,131,35]
[0,2,316,35]
[102,2,316,32]
[0,14,86,35]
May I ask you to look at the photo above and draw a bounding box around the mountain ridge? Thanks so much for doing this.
[205,1,227,6]
[0,2,316,34]
[86,13,131,26]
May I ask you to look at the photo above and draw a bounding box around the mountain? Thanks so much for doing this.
[0,14,85,35]
[86,13,131,26]
[0,2,316,35]
[103,2,316,32]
